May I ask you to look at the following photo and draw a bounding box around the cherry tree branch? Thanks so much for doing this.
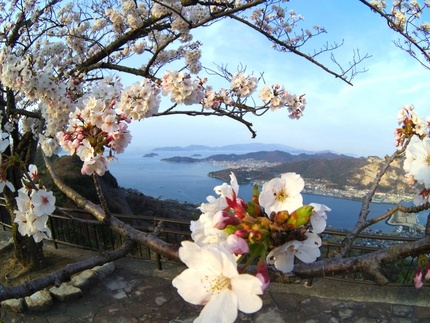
[287,236,430,286]
[227,14,368,85]
[340,148,406,256]
[42,153,181,262]
[0,239,135,302]
[359,0,430,69]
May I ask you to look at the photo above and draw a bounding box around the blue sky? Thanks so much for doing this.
[125,1,430,157]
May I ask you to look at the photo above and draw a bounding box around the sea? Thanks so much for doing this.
[108,149,428,233]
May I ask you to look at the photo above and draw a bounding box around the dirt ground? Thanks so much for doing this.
[0,245,79,287]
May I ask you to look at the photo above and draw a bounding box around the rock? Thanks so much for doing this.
[70,269,98,290]
[50,282,82,302]
[392,304,413,318]
[92,261,115,279]
[1,298,26,313]
[25,289,53,312]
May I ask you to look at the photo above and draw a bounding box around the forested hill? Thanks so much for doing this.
[201,154,411,194]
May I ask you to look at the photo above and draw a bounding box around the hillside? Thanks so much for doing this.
[207,154,412,195]
[162,150,353,163]
[36,154,200,221]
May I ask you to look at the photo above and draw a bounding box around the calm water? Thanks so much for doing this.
[109,149,427,232]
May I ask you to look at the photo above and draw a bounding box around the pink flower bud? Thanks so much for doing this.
[425,263,430,281]
[212,211,240,230]
[225,235,249,255]
[414,267,424,289]
[234,229,249,239]
[256,261,270,291]
[72,139,80,148]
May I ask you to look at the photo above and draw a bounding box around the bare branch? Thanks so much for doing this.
[42,153,181,262]
[288,236,430,286]
[0,239,135,302]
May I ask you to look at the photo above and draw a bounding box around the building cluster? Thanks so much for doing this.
[303,178,413,204]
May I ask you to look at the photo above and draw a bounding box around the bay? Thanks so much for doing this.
[109,149,426,233]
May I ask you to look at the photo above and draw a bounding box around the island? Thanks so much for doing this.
[161,156,199,163]
[143,153,159,158]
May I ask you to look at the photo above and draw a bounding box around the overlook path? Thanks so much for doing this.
[1,230,430,322]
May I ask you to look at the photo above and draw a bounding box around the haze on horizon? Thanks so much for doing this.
[123,1,429,158]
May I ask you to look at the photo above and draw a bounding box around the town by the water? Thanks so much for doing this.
[205,158,424,239]
[207,158,413,204]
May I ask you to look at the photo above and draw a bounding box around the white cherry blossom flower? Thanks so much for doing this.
[404,135,430,188]
[199,172,239,214]
[266,231,322,273]
[309,203,330,234]
[81,155,108,176]
[31,189,56,216]
[259,172,304,215]
[172,241,263,323]
[28,164,38,180]
[191,213,229,246]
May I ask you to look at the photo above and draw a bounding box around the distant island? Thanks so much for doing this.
[162,156,199,163]
[143,153,158,157]
[152,143,338,155]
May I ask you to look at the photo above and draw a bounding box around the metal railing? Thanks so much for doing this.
[0,200,425,286]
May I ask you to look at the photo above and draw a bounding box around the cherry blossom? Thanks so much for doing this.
[259,172,304,215]
[266,231,322,273]
[309,203,330,234]
[404,135,430,189]
[172,241,263,323]
[14,187,54,243]
[31,189,56,216]
[414,267,424,288]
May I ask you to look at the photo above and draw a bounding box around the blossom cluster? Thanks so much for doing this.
[57,97,132,176]
[259,84,307,119]
[14,165,55,243]
[202,72,307,119]
[161,71,206,105]
[173,172,330,322]
[395,104,428,148]
[398,106,430,206]
[0,48,75,139]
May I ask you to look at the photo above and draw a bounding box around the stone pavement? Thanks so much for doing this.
[1,229,430,322]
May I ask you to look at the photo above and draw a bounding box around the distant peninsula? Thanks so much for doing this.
[161,150,350,164]
[162,150,413,204]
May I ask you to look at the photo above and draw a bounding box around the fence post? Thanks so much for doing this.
[49,216,59,249]
[156,253,162,270]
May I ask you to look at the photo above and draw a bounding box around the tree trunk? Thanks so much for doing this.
[12,223,45,270]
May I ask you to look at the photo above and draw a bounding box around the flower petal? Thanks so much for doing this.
[172,269,211,305]
[195,289,238,323]
[231,274,262,314]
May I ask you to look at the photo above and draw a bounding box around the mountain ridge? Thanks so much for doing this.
[161,150,356,163]
[152,143,342,155]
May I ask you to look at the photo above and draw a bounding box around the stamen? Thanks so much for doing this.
[274,189,288,202]
[202,275,231,295]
